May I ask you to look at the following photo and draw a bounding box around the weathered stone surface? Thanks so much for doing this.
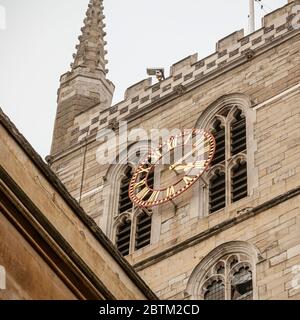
[49,0,300,300]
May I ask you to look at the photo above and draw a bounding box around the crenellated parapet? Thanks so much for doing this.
[72,0,299,144]
[62,1,300,145]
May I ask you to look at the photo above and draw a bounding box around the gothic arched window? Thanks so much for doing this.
[200,254,253,300]
[208,106,248,214]
[115,165,154,256]
[186,241,259,300]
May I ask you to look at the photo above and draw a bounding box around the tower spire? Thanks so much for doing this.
[50,0,114,156]
[72,0,108,73]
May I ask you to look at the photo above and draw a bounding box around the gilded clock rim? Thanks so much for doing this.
[129,129,216,208]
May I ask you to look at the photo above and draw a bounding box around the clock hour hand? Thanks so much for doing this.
[171,163,194,172]
[169,142,208,171]
[171,161,206,174]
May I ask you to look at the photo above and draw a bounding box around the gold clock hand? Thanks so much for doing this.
[172,164,194,172]
[172,161,206,173]
[169,140,209,171]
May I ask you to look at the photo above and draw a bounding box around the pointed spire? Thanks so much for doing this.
[71,0,108,73]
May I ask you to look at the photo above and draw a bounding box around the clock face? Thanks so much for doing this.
[129,129,216,208]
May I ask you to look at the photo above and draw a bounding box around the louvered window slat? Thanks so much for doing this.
[137,218,152,229]
[116,225,131,237]
[118,168,133,214]
[116,220,131,256]
[210,178,226,190]
[117,240,130,251]
[212,123,225,166]
[210,202,226,213]
[232,163,248,203]
[116,167,133,256]
[231,114,246,156]
[232,135,246,147]
[136,226,151,235]
[209,172,226,214]
[120,188,130,196]
[211,192,227,204]
[232,179,247,191]
[136,238,151,249]
[136,230,151,241]
[119,203,132,212]
[135,212,152,250]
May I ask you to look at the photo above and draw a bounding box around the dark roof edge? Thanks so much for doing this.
[0,108,158,300]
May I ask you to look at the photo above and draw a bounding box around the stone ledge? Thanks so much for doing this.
[133,185,300,271]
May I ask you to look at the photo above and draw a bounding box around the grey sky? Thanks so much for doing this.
[0,0,287,158]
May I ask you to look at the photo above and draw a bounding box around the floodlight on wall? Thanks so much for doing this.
[147,68,165,82]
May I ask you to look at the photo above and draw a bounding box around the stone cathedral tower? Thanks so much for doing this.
[50,0,300,300]
[51,0,114,156]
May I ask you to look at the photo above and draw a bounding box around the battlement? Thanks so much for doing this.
[69,0,299,144]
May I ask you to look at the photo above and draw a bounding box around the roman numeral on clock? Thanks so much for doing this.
[136,187,150,200]
[166,186,175,198]
[148,190,160,203]
[183,176,194,185]
[134,179,146,189]
[139,166,151,174]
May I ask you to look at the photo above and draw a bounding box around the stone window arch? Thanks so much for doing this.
[192,93,257,217]
[103,141,155,256]
[186,241,262,300]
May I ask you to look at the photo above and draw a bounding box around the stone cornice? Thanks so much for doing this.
[133,185,300,271]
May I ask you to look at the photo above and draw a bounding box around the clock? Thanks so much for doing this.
[129,129,216,208]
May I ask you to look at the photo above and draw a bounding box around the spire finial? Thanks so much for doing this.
[72,0,108,73]
[248,0,256,34]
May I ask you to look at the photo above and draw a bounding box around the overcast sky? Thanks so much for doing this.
[0,0,287,158]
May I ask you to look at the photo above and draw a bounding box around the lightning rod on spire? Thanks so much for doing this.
[249,0,255,34]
